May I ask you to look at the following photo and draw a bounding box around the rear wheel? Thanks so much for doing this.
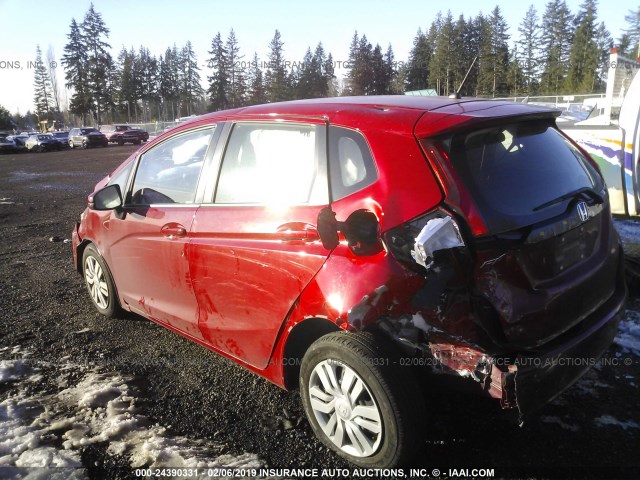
[300,332,424,468]
[82,244,120,318]
[81,139,88,149]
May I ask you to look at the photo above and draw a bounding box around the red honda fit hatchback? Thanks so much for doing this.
[72,96,626,468]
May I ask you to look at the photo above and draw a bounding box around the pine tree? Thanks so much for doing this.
[246,52,266,105]
[116,47,139,122]
[0,105,15,130]
[324,52,337,96]
[138,47,159,121]
[207,32,229,111]
[621,7,640,58]
[370,44,387,94]
[384,45,400,94]
[406,29,431,91]
[517,5,542,94]
[81,3,112,124]
[594,22,613,92]
[226,30,246,108]
[295,47,315,99]
[46,46,62,112]
[313,43,329,97]
[33,45,53,120]
[345,31,361,94]
[159,47,181,120]
[265,30,289,102]
[488,7,511,96]
[62,18,91,123]
[540,0,574,94]
[429,12,455,95]
[565,0,599,93]
[181,41,204,115]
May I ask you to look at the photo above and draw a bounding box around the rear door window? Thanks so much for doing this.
[215,123,327,206]
[439,121,604,233]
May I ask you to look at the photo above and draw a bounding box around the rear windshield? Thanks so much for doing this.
[438,121,603,234]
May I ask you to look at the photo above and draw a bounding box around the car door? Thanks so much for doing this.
[101,126,218,338]
[189,120,331,368]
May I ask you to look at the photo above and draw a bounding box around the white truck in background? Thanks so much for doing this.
[560,49,640,217]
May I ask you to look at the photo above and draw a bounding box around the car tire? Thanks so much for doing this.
[82,244,120,318]
[69,140,74,149]
[82,139,88,149]
[117,137,124,146]
[134,139,141,145]
[300,331,424,468]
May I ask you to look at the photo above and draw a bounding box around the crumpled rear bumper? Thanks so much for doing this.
[430,255,626,419]
[380,249,626,420]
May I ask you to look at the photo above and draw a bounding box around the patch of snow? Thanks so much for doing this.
[540,415,580,432]
[74,328,91,334]
[615,309,640,356]
[0,360,32,382]
[614,219,640,243]
[0,350,267,473]
[594,414,640,430]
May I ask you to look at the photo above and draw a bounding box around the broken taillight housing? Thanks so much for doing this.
[384,209,467,273]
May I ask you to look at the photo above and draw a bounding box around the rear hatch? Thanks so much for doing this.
[416,103,620,351]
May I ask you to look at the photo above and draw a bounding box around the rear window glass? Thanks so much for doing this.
[440,121,603,234]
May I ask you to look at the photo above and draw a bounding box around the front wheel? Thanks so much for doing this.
[69,140,74,149]
[82,244,120,318]
[300,332,424,468]
[82,139,88,149]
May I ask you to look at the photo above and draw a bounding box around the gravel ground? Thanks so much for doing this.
[1,146,639,479]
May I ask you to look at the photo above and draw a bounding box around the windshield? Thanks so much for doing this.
[438,121,604,234]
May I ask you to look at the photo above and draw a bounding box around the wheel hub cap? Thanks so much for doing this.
[308,359,383,458]
[85,256,109,310]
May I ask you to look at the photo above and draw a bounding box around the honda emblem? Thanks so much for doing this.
[577,201,589,222]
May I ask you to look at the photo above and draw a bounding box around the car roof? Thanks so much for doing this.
[183,95,559,136]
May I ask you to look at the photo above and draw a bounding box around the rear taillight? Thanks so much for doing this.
[421,140,488,236]
[384,208,467,272]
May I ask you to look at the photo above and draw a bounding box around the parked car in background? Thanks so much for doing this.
[0,134,17,153]
[72,96,626,468]
[8,135,29,151]
[50,131,70,148]
[68,128,109,149]
[25,133,63,152]
[99,124,149,145]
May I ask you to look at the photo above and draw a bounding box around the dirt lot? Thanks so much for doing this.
[1,146,639,479]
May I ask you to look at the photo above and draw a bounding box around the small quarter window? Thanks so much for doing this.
[329,126,377,200]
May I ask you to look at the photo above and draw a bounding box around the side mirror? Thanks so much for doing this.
[90,184,123,210]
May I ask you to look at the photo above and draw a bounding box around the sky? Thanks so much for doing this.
[0,0,637,114]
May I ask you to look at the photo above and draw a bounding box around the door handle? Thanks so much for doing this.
[161,223,187,238]
[276,222,320,242]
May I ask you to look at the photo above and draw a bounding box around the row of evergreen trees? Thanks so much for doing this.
[27,1,640,127]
